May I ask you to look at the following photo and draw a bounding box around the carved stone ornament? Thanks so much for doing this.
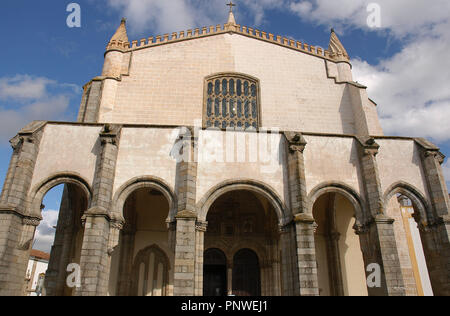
[22,217,41,227]
[353,222,369,235]
[100,124,122,146]
[360,137,380,156]
[9,135,23,151]
[195,221,208,232]
[424,150,445,164]
[285,132,307,153]
[110,221,124,230]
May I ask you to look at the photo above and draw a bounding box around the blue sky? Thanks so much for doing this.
[0,1,449,251]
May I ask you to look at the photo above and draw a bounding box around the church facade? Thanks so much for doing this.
[0,11,449,296]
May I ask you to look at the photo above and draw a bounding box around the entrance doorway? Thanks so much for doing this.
[232,249,261,296]
[203,249,227,296]
[203,189,280,296]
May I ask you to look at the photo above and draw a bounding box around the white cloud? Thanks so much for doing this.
[0,75,54,101]
[0,75,79,142]
[288,0,450,38]
[33,210,58,254]
[351,32,450,142]
[105,0,285,34]
[287,1,450,143]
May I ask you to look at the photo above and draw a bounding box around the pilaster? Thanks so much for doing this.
[293,213,319,296]
[77,124,122,296]
[173,210,197,296]
[0,121,46,296]
[284,132,319,296]
[357,137,406,296]
[415,138,450,295]
[173,127,200,296]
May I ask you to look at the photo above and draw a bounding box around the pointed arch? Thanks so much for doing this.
[383,181,432,226]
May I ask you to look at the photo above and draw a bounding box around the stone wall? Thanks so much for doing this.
[94,33,383,136]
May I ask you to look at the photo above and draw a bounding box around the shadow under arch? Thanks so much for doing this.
[307,182,366,227]
[28,172,92,219]
[383,181,432,226]
[112,176,177,223]
[197,179,290,225]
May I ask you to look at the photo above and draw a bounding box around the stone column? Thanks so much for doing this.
[357,137,406,296]
[116,228,136,296]
[194,221,207,296]
[279,223,298,295]
[227,260,233,296]
[327,231,345,296]
[173,210,197,296]
[284,132,319,296]
[173,127,200,296]
[415,138,450,296]
[0,122,46,296]
[294,213,320,296]
[77,124,122,296]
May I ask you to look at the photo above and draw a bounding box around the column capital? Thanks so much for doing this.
[22,216,41,227]
[195,220,208,232]
[293,213,315,224]
[284,132,307,153]
[373,213,395,224]
[99,124,122,146]
[423,150,445,164]
[357,136,380,156]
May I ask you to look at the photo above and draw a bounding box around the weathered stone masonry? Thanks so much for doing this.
[76,124,123,296]
[0,122,46,296]
[1,11,449,296]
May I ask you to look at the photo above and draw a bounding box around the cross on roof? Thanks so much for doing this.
[227,1,236,13]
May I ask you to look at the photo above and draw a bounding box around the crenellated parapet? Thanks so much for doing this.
[105,19,349,64]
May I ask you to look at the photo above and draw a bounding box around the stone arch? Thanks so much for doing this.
[28,172,92,219]
[130,244,171,296]
[133,244,171,270]
[383,181,432,226]
[197,179,289,225]
[205,72,260,83]
[112,176,177,223]
[307,182,366,227]
[229,241,267,267]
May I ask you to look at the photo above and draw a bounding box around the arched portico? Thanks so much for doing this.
[112,176,177,223]
[198,180,290,296]
[26,173,92,296]
[383,182,438,296]
[310,186,368,296]
[307,182,367,229]
[110,177,175,296]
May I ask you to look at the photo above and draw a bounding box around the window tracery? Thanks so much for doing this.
[204,74,260,129]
